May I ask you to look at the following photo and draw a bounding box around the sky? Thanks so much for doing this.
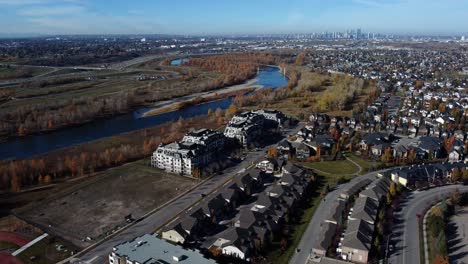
[0,0,467,36]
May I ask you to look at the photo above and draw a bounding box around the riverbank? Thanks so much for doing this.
[141,78,262,117]
[0,66,287,160]
[0,113,222,192]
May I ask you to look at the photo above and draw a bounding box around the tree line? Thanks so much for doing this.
[1,112,226,192]
[0,53,285,138]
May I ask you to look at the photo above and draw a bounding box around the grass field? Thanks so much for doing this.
[0,240,19,251]
[16,236,75,264]
[0,66,52,80]
[17,160,195,247]
[346,153,380,174]
[302,159,360,175]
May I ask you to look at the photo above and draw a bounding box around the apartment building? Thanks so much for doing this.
[151,129,225,176]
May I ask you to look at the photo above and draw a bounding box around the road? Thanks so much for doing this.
[69,125,302,264]
[388,184,468,264]
[289,170,381,264]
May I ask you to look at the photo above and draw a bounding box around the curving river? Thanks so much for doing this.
[0,67,287,160]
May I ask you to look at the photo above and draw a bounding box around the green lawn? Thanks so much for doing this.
[346,153,380,174]
[0,240,19,251]
[302,159,359,175]
[0,66,52,80]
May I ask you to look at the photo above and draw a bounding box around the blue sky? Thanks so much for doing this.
[0,0,467,35]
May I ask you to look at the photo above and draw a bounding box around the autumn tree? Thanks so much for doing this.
[389,182,397,197]
[408,148,416,163]
[44,175,52,184]
[227,103,238,116]
[267,147,278,158]
[438,103,446,113]
[192,167,202,179]
[452,168,462,182]
[381,147,393,163]
[295,52,306,66]
[433,255,449,264]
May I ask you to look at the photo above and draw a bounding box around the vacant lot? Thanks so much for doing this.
[18,160,195,247]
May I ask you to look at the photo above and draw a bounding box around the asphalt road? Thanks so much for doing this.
[388,184,468,264]
[70,125,302,264]
[289,170,381,264]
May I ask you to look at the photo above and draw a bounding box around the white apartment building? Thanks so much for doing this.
[152,142,207,176]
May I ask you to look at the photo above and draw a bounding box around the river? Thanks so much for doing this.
[0,67,287,160]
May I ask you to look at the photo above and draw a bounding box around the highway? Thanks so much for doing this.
[69,125,302,264]
[388,184,468,264]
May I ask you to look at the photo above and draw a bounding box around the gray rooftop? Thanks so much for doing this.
[112,234,216,264]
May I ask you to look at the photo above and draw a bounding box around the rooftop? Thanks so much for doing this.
[112,234,216,264]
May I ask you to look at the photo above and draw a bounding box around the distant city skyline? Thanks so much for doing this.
[0,0,467,36]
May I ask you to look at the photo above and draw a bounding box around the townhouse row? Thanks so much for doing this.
[161,159,314,261]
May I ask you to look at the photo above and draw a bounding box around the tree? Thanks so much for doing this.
[192,167,201,179]
[431,206,444,219]
[10,173,21,192]
[373,236,380,250]
[267,147,278,158]
[451,190,461,205]
[462,168,468,184]
[227,103,238,116]
[429,98,437,111]
[295,52,306,66]
[381,147,393,163]
[433,255,449,264]
[386,192,392,205]
[408,148,416,163]
[438,103,446,113]
[452,168,462,182]
[389,182,397,197]
[44,174,52,184]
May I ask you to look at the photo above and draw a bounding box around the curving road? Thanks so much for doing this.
[289,169,383,264]
[388,184,468,264]
[66,125,303,264]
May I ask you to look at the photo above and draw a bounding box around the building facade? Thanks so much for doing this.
[151,129,225,176]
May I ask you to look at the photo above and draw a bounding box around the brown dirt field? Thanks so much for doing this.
[17,160,195,247]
